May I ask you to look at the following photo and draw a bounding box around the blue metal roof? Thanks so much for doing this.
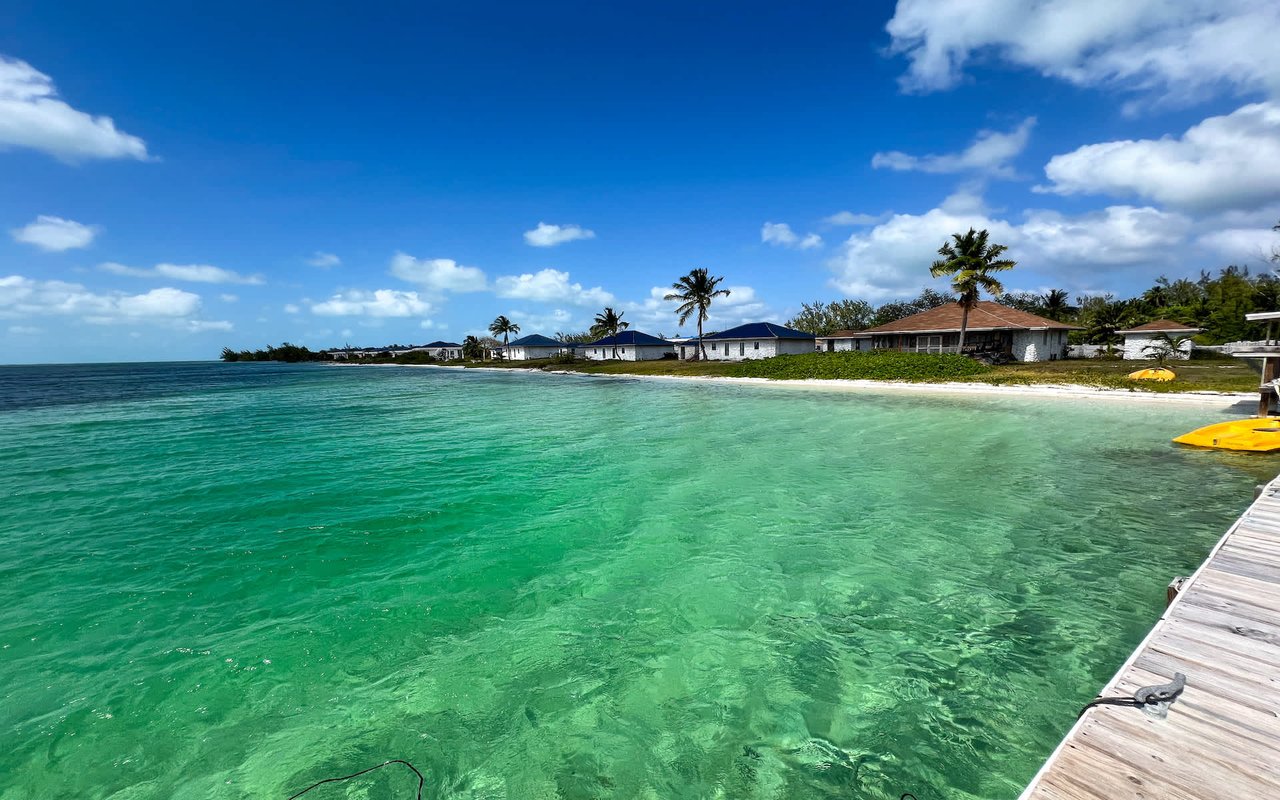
[507,334,566,347]
[588,330,672,347]
[703,322,814,341]
[423,340,462,348]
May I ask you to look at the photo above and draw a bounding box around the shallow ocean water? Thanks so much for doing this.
[0,362,1274,800]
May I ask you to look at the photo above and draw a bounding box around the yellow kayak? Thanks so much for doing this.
[1173,417,1280,452]
[1129,368,1176,381]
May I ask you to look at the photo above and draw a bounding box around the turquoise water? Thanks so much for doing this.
[1,363,1274,800]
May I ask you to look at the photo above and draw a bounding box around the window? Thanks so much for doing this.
[754,341,759,350]
[724,343,730,355]
[621,348,626,354]
[739,342,745,356]
[594,348,598,355]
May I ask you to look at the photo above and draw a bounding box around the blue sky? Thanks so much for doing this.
[2,0,1279,363]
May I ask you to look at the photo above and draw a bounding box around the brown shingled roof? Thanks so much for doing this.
[1117,319,1202,334]
[862,301,1079,334]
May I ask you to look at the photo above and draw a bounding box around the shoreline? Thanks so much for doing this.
[349,361,1257,409]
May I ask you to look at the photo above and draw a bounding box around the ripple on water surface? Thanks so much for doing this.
[0,362,1274,799]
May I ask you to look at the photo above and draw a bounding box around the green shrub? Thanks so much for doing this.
[727,350,990,382]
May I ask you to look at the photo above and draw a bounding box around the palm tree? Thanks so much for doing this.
[929,228,1016,352]
[1142,333,1192,368]
[1040,289,1074,322]
[488,315,520,359]
[591,307,629,358]
[664,268,731,359]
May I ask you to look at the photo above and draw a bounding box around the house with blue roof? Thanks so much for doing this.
[689,322,816,361]
[505,334,571,361]
[582,330,675,361]
[420,340,464,360]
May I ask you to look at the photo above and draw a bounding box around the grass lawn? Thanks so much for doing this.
[976,357,1259,393]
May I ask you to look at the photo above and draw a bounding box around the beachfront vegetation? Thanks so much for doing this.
[929,228,1016,351]
[220,343,323,362]
[665,268,730,359]
[730,351,990,381]
[1142,334,1192,369]
[462,336,484,360]
[786,289,953,335]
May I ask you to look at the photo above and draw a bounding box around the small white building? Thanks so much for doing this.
[691,322,816,361]
[581,330,674,361]
[420,340,464,360]
[815,330,868,352]
[1118,320,1201,360]
[504,334,569,361]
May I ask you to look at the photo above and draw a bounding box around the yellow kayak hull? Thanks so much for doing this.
[1173,418,1280,452]
[1129,368,1176,381]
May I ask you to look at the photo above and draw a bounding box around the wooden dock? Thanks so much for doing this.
[1020,476,1280,799]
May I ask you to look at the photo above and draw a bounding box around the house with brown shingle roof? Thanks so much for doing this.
[1117,319,1201,361]
[816,301,1078,362]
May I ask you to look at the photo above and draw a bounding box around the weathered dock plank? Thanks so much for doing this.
[1020,477,1280,799]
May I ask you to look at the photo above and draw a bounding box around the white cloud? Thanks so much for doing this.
[523,222,596,247]
[307,251,341,268]
[506,308,577,334]
[1039,102,1280,211]
[310,289,432,317]
[493,268,614,307]
[219,293,238,303]
[826,190,1190,299]
[0,56,150,162]
[824,211,889,226]
[419,319,444,330]
[283,303,300,314]
[872,117,1035,177]
[11,215,100,251]
[1198,228,1280,263]
[885,0,1280,103]
[100,262,265,285]
[0,275,202,322]
[187,319,233,333]
[388,252,487,292]
[762,222,822,250]
[7,325,40,334]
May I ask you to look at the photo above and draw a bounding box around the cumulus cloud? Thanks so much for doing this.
[307,251,340,268]
[283,303,300,314]
[100,262,265,285]
[625,284,771,333]
[0,275,202,323]
[1039,102,1280,211]
[826,190,1190,299]
[523,222,596,247]
[885,0,1280,103]
[506,308,577,334]
[762,222,822,250]
[219,293,238,303]
[872,117,1035,177]
[493,268,614,307]
[388,252,487,292]
[11,215,100,251]
[1198,227,1280,262]
[0,56,150,162]
[310,289,432,317]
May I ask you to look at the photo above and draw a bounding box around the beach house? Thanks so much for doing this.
[691,322,816,361]
[850,301,1077,362]
[504,334,570,361]
[421,340,464,360]
[581,330,674,361]
[814,330,866,352]
[1117,320,1201,360]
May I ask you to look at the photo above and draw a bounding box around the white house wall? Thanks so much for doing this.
[815,338,865,352]
[581,344,673,361]
[1122,333,1193,360]
[700,338,815,361]
[1009,330,1067,362]
[507,345,563,361]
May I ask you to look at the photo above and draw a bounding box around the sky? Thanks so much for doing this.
[2,0,1279,363]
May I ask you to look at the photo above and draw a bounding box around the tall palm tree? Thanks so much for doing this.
[929,228,1016,352]
[591,307,629,358]
[488,315,520,360]
[665,268,731,359]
